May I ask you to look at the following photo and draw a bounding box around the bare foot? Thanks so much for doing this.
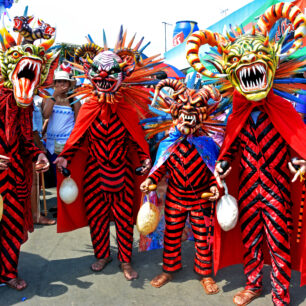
[6,278,27,291]
[200,277,219,295]
[150,272,173,288]
[91,257,112,272]
[34,215,56,225]
[120,263,138,281]
[233,289,261,306]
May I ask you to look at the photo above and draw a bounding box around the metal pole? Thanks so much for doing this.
[162,22,172,53]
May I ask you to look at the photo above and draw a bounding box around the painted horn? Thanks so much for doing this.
[257,2,306,58]
[74,43,102,63]
[186,30,228,79]
[200,85,222,102]
[151,78,186,107]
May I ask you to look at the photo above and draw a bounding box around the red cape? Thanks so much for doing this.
[214,90,306,286]
[57,96,150,233]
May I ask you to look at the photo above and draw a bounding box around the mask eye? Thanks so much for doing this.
[11,51,21,59]
[109,67,121,75]
[257,50,267,56]
[230,56,239,63]
[196,102,202,107]
[25,47,33,54]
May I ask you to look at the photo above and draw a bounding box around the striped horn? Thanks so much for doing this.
[75,43,103,63]
[151,79,186,107]
[257,2,306,58]
[186,30,228,79]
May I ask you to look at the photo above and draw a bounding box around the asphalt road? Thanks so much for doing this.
[0,187,305,306]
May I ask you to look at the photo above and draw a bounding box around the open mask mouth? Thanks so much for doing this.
[91,77,117,92]
[11,58,42,107]
[13,20,22,31]
[237,63,268,93]
[178,112,197,127]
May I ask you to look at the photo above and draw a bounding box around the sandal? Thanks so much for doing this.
[233,289,261,306]
[5,278,27,291]
[34,215,56,225]
[120,263,138,281]
[90,257,112,272]
[200,277,219,295]
[150,272,173,288]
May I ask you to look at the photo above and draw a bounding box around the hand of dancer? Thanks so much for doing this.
[214,161,232,188]
[0,155,10,170]
[288,159,306,183]
[35,153,50,173]
[141,158,151,175]
[53,156,68,172]
[140,178,153,193]
[208,186,220,201]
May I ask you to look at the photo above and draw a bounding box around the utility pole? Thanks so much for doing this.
[162,22,172,53]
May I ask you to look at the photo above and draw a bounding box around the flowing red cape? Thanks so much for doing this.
[57,96,150,233]
[214,90,306,286]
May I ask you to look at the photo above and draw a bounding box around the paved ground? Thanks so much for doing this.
[0,187,305,306]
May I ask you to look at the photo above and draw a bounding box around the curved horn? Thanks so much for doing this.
[200,85,222,103]
[257,3,306,58]
[151,79,186,106]
[75,43,103,63]
[186,30,228,79]
[38,37,55,51]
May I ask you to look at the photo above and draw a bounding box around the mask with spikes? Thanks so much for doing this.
[70,27,162,106]
[151,79,222,136]
[186,2,306,102]
[0,16,59,107]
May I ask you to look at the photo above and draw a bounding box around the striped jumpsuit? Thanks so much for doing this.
[62,111,149,263]
[149,138,216,275]
[0,96,42,282]
[222,112,292,306]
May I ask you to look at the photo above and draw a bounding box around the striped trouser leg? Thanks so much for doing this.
[163,205,187,273]
[0,189,24,282]
[84,159,111,259]
[261,197,291,306]
[112,191,133,263]
[239,192,264,292]
[189,208,212,276]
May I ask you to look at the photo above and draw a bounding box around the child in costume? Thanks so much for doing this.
[186,3,306,305]
[140,79,222,293]
[0,14,59,290]
[55,28,163,280]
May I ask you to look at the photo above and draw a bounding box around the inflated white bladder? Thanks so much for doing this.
[59,177,78,204]
[137,200,160,236]
[216,181,239,231]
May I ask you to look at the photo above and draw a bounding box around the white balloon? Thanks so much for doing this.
[59,177,78,204]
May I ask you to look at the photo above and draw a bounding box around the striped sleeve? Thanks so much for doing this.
[20,133,43,161]
[60,134,86,164]
[220,137,241,164]
[149,162,167,184]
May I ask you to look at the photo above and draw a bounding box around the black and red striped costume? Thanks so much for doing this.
[61,110,149,263]
[221,111,291,304]
[0,91,42,283]
[149,138,216,275]
[216,90,306,306]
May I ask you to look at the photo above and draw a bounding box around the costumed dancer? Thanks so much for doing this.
[186,3,306,306]
[140,79,224,293]
[54,27,163,280]
[0,13,59,290]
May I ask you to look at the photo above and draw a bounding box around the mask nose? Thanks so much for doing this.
[99,71,108,78]
[241,53,256,64]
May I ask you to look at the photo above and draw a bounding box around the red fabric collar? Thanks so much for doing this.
[62,95,149,157]
[219,90,306,160]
